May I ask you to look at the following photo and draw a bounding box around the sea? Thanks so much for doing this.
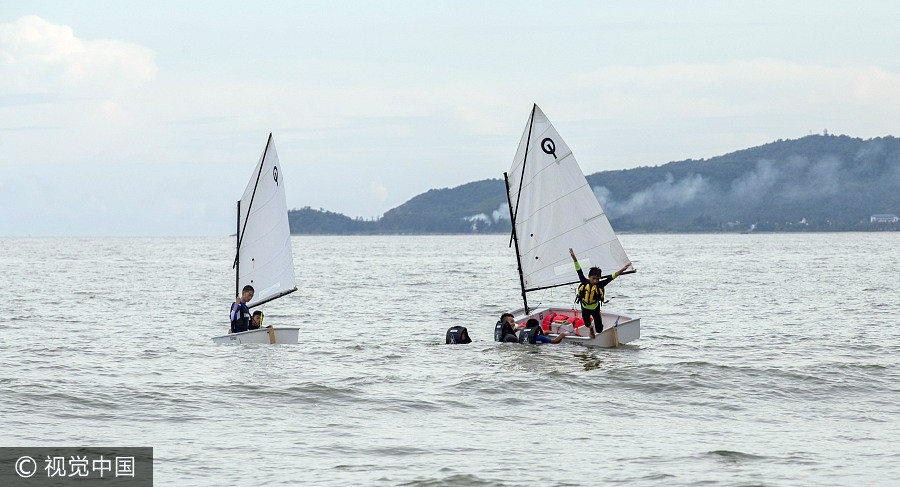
[1,234,898,486]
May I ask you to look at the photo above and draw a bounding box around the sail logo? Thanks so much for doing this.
[541,138,557,159]
[273,165,279,185]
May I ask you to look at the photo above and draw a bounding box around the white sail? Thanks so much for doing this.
[237,134,297,307]
[506,105,630,291]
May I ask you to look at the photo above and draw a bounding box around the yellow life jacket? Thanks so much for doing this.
[576,282,604,309]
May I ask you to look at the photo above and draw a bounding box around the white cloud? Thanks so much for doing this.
[0,15,157,94]
[2,14,899,235]
[369,182,389,202]
[570,59,900,121]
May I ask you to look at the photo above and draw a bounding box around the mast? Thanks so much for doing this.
[235,200,240,299]
[504,172,529,313]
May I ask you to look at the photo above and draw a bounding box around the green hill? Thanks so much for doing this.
[289,135,900,234]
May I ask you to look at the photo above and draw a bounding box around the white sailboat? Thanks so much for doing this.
[212,134,300,344]
[502,105,640,347]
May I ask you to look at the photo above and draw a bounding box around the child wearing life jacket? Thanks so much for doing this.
[568,248,632,339]
[229,285,255,333]
[524,318,568,344]
[249,311,263,330]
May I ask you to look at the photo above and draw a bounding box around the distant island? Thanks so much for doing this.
[289,134,900,234]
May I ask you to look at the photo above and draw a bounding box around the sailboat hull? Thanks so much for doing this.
[505,306,639,348]
[211,327,300,345]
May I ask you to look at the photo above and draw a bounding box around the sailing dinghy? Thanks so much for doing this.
[212,134,300,344]
[501,105,639,347]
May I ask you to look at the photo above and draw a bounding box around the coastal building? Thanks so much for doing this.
[870,214,899,223]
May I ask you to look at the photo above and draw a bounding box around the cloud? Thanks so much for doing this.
[572,60,900,120]
[1,13,898,234]
[0,15,157,94]
[370,182,389,202]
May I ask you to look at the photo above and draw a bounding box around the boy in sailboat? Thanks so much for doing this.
[249,311,263,330]
[568,248,631,339]
[229,285,255,333]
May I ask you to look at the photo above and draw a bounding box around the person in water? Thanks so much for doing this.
[498,313,522,341]
[525,318,568,344]
[568,248,632,339]
[249,311,264,330]
[229,285,255,333]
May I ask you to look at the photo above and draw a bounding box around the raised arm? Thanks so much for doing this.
[599,263,634,287]
[569,248,587,283]
[614,262,633,277]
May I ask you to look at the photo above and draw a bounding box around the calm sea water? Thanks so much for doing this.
[1,234,899,486]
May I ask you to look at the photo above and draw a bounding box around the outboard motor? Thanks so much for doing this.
[446,326,472,344]
[493,321,504,342]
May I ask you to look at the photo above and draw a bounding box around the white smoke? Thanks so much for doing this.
[492,203,510,223]
[593,156,850,219]
[463,212,490,231]
[594,173,709,218]
[463,203,510,226]
[730,156,843,204]
[730,159,781,204]
[592,185,612,208]
[784,156,841,201]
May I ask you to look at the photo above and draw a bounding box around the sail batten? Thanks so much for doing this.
[236,135,297,308]
[506,105,631,291]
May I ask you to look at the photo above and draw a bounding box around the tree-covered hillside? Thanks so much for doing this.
[289,135,900,234]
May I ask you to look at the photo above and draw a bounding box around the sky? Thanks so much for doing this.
[2,1,899,236]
